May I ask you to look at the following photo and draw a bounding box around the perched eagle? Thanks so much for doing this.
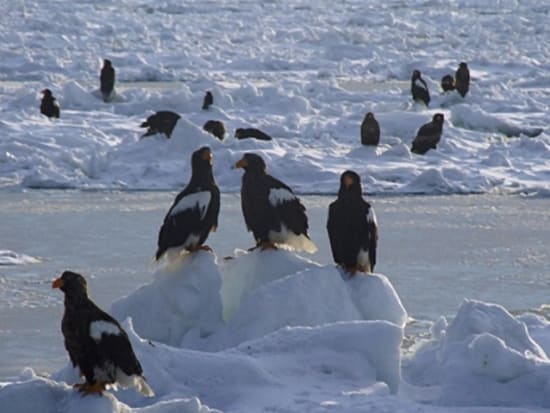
[360,112,380,146]
[203,120,226,141]
[440,74,455,92]
[140,111,181,139]
[327,170,378,276]
[100,59,115,102]
[411,69,430,107]
[235,153,317,253]
[40,89,60,119]
[202,91,213,110]
[234,128,273,141]
[411,113,445,155]
[52,271,154,396]
[455,62,470,98]
[156,146,220,260]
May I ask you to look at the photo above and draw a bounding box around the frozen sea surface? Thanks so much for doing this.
[1,191,548,379]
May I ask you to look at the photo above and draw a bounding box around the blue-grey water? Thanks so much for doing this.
[0,191,549,379]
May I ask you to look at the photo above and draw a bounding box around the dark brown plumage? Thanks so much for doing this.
[234,128,273,141]
[234,153,317,253]
[202,91,213,110]
[40,89,60,119]
[455,62,470,98]
[156,146,220,261]
[411,113,445,155]
[203,120,226,140]
[327,171,378,276]
[411,70,430,106]
[52,271,154,396]
[100,59,115,102]
[140,111,181,139]
[441,74,455,92]
[360,112,380,146]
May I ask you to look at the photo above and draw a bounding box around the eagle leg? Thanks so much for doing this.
[249,241,278,252]
[76,381,106,396]
[188,244,213,253]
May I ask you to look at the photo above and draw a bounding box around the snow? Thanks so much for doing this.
[1,0,550,411]
[3,251,550,412]
[403,300,550,408]
[0,249,40,266]
[0,1,548,195]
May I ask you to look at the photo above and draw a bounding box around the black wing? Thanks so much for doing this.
[156,186,217,259]
[412,78,430,106]
[327,201,347,264]
[100,67,115,94]
[94,311,143,377]
[264,175,309,237]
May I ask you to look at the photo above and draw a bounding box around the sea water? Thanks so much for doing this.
[0,190,548,378]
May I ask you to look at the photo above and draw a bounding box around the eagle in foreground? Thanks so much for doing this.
[52,271,154,397]
[327,171,378,276]
[411,113,445,155]
[140,111,181,139]
[411,69,430,107]
[235,153,317,253]
[156,146,220,261]
[40,89,60,119]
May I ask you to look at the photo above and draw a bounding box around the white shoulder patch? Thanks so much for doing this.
[90,320,121,341]
[170,191,211,220]
[269,188,296,206]
[415,78,427,91]
[367,207,377,225]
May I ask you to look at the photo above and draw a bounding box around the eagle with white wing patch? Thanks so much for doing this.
[327,171,378,276]
[156,146,220,260]
[52,271,154,396]
[411,69,430,107]
[235,153,317,253]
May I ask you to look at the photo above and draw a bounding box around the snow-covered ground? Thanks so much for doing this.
[0,0,549,194]
[1,0,550,411]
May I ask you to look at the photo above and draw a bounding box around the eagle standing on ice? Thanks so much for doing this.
[411,69,430,107]
[234,153,317,253]
[40,89,60,119]
[52,271,154,396]
[140,111,181,139]
[156,146,220,260]
[100,59,115,102]
[327,171,378,276]
[411,113,445,155]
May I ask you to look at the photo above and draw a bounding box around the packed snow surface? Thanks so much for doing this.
[2,251,550,413]
[0,0,548,194]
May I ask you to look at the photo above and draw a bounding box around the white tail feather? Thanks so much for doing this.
[137,376,155,397]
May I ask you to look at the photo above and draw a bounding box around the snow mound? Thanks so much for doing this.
[112,250,407,352]
[111,251,223,347]
[404,299,550,407]
[451,104,543,138]
[0,367,219,413]
[0,249,40,265]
